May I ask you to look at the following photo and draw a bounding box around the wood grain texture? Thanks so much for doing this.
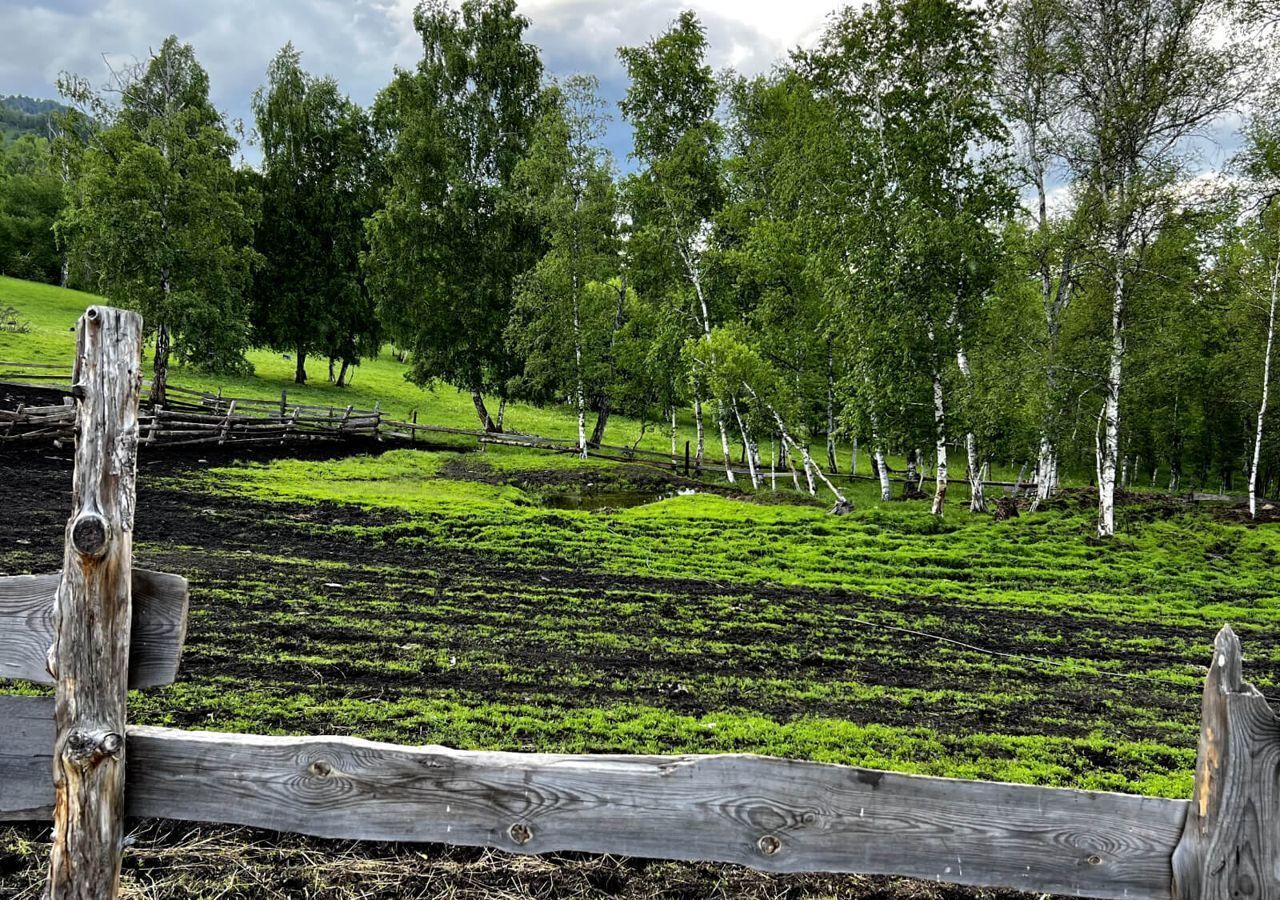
[0,695,55,820]
[1172,626,1280,900]
[0,569,188,688]
[0,722,1186,899]
[46,305,142,900]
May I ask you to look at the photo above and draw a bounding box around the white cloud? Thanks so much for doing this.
[0,0,846,166]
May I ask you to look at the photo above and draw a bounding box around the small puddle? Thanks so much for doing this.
[537,488,695,511]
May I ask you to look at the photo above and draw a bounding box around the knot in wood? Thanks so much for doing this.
[308,759,333,778]
[758,834,782,856]
[508,823,533,846]
[65,728,123,766]
[1087,855,1102,866]
[71,513,110,557]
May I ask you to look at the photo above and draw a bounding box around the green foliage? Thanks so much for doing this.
[251,44,381,386]
[0,135,64,283]
[58,36,259,377]
[365,0,544,428]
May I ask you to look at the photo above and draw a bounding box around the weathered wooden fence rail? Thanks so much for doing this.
[0,307,1274,899]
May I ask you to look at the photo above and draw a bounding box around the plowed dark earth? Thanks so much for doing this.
[0,426,1196,900]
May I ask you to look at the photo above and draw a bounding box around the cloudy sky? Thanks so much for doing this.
[0,0,846,167]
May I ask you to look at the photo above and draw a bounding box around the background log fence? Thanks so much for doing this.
[0,307,1276,898]
[2,364,1034,493]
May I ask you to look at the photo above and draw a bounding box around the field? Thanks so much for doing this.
[2,281,1279,898]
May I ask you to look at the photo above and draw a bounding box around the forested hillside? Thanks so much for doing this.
[0,95,65,143]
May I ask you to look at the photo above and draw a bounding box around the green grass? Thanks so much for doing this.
[0,275,1025,484]
[6,275,1276,806]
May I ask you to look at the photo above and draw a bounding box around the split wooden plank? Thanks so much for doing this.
[46,305,142,899]
[0,711,1187,900]
[0,569,188,689]
[1172,625,1280,899]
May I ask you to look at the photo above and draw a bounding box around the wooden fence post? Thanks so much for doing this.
[1172,625,1280,900]
[46,306,142,900]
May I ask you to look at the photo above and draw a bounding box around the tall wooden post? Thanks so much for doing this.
[45,306,142,900]
[1172,626,1280,900]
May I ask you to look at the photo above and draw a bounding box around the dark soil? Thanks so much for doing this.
[0,445,1215,900]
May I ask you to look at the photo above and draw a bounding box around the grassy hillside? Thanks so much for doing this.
[0,275,984,483]
[0,275,673,449]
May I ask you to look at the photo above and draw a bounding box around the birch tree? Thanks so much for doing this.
[365,0,543,431]
[998,0,1077,503]
[508,76,619,456]
[1058,0,1244,536]
[57,36,258,405]
[1237,109,1280,517]
[804,0,1012,515]
[619,12,735,480]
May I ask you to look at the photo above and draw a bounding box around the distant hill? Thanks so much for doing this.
[0,95,70,145]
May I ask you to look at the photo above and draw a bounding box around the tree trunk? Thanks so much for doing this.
[328,357,336,383]
[717,403,736,484]
[693,390,705,472]
[1249,239,1278,519]
[471,387,497,433]
[151,322,170,409]
[826,349,838,474]
[931,367,948,516]
[496,397,507,432]
[730,399,759,489]
[336,359,351,388]
[60,254,70,289]
[294,344,307,386]
[850,437,859,477]
[589,398,611,449]
[955,340,984,513]
[1034,435,1057,508]
[572,259,586,459]
[670,407,678,465]
[1099,259,1125,537]
[965,432,983,513]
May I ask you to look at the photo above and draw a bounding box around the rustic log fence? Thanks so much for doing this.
[2,360,1032,494]
[1,307,1277,898]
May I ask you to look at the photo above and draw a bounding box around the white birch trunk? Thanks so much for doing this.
[1098,242,1127,537]
[573,273,586,460]
[717,403,736,484]
[1249,244,1279,519]
[693,392,705,471]
[872,438,891,503]
[1035,435,1057,506]
[731,400,759,489]
[671,407,678,466]
[931,368,948,516]
[955,341,983,513]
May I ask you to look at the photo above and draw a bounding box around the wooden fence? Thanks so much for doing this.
[2,372,1028,500]
[1,307,1277,899]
